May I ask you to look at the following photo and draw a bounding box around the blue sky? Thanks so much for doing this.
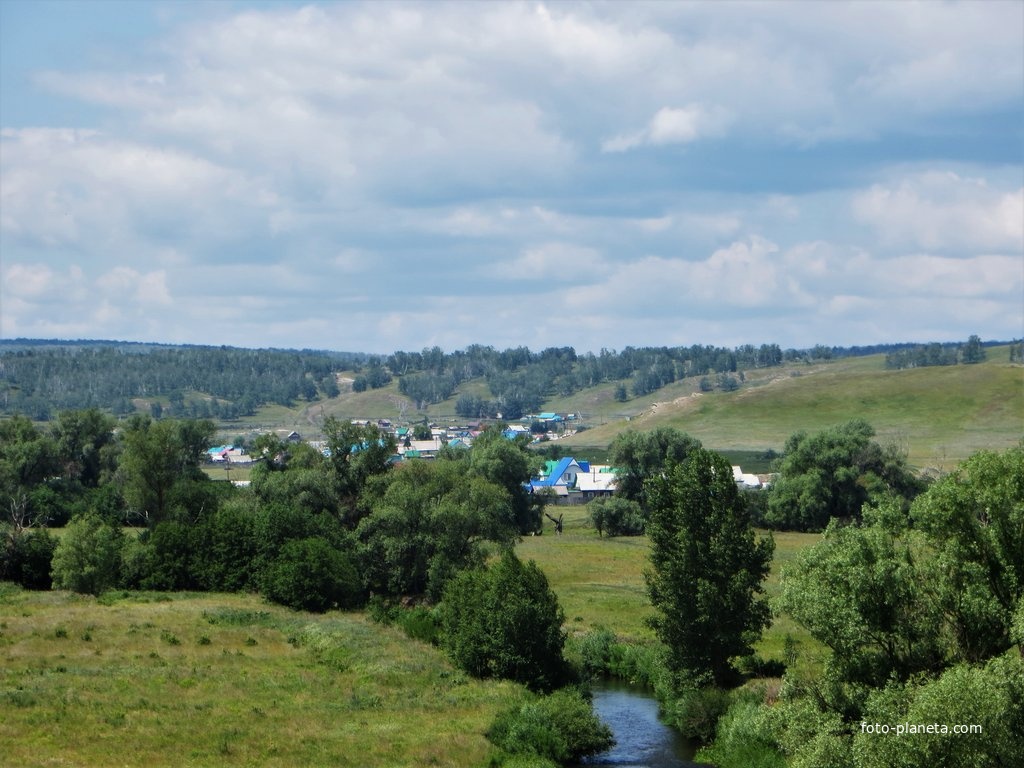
[2,0,1022,354]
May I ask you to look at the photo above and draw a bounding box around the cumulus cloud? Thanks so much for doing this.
[1,1,1021,350]
[852,171,1024,253]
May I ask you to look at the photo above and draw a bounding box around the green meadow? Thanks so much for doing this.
[1,513,821,767]
[0,586,525,768]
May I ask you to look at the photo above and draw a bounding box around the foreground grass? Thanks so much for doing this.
[0,586,524,768]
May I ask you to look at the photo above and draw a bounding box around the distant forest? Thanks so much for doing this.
[0,336,1016,422]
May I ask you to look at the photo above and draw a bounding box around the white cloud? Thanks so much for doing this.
[603,104,732,152]
[492,242,606,280]
[1,1,1021,351]
[852,171,1024,253]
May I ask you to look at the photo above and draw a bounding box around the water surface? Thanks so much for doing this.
[579,679,710,768]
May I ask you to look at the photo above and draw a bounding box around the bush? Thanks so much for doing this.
[669,686,733,742]
[487,687,614,763]
[587,497,646,537]
[439,550,571,692]
[2,529,57,589]
[50,514,124,595]
[261,537,364,612]
[574,628,617,676]
[397,606,440,645]
[140,521,196,591]
[695,699,787,768]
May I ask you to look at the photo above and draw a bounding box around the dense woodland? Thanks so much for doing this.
[3,336,1014,422]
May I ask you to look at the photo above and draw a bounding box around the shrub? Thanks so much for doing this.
[487,687,613,763]
[2,529,57,589]
[140,521,196,591]
[261,537,364,612]
[695,699,787,768]
[669,686,733,742]
[587,497,646,537]
[439,550,570,692]
[574,628,617,676]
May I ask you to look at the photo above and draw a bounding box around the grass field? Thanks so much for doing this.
[0,586,525,768]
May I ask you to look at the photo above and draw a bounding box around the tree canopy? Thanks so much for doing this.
[765,419,924,531]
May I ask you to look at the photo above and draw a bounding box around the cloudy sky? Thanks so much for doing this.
[1,0,1022,354]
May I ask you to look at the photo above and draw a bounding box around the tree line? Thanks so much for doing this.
[884,334,988,369]
[0,343,359,420]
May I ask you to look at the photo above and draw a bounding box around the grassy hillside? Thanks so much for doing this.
[558,350,1023,470]
[0,586,524,768]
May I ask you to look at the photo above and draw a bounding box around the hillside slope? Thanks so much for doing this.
[557,350,1023,470]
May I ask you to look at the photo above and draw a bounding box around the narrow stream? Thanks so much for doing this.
[578,679,710,768]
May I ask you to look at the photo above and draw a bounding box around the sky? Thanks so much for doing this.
[1,0,1022,355]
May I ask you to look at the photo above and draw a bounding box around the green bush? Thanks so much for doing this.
[2,529,57,589]
[574,628,617,676]
[439,550,571,692]
[397,606,440,645]
[668,685,733,742]
[695,699,787,768]
[140,521,196,591]
[587,497,646,537]
[261,537,364,612]
[487,687,613,763]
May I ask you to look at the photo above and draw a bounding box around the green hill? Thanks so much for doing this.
[556,348,1023,471]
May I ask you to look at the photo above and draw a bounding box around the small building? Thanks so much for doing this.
[732,466,762,489]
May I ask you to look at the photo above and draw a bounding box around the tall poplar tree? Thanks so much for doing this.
[645,448,774,686]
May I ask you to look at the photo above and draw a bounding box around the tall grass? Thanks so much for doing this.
[0,585,525,767]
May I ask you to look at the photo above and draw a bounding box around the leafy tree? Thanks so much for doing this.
[910,446,1024,661]
[778,499,947,688]
[609,427,702,509]
[439,549,570,691]
[1,527,57,589]
[467,425,544,534]
[321,416,396,522]
[0,415,59,528]
[765,419,924,531]
[50,408,118,488]
[960,334,986,364]
[645,448,774,686]
[119,416,216,526]
[853,654,1024,768]
[140,520,197,590]
[192,496,261,592]
[261,536,364,612]
[50,513,124,595]
[357,459,517,600]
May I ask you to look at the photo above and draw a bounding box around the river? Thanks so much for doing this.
[578,679,710,768]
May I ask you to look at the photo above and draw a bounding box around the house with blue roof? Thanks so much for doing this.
[529,457,586,502]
